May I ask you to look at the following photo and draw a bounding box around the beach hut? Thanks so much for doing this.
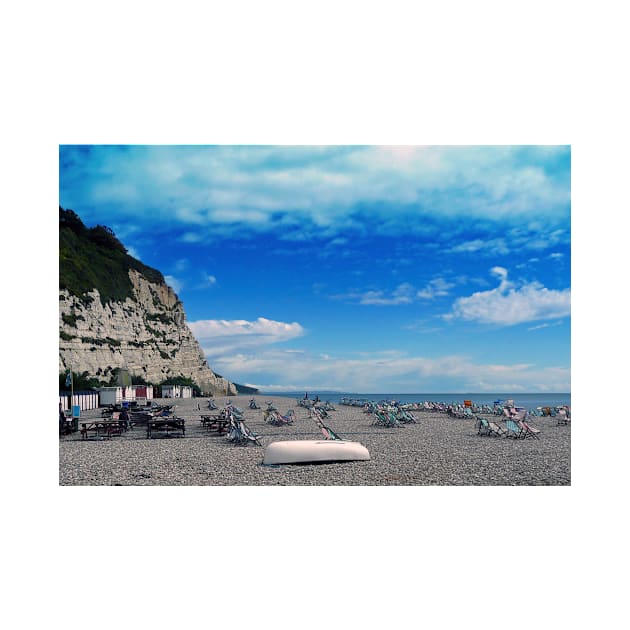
[180,386,192,399]
[134,385,154,400]
[121,385,137,402]
[161,384,179,398]
[98,386,123,405]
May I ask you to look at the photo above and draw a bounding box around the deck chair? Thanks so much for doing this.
[395,407,417,423]
[319,424,342,440]
[238,420,262,446]
[310,408,342,441]
[505,419,524,439]
[264,410,293,426]
[519,420,541,439]
[476,417,491,436]
[477,417,505,437]
[372,408,400,427]
[226,415,261,446]
[556,408,570,425]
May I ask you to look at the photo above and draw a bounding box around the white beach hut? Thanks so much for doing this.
[161,384,179,398]
[98,386,123,405]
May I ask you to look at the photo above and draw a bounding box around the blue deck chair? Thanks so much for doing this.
[505,419,524,439]
[477,417,505,437]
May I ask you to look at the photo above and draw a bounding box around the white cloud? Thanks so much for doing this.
[416,277,455,299]
[164,275,183,295]
[126,245,141,260]
[188,317,305,356]
[61,146,570,238]
[358,283,415,305]
[186,307,569,392]
[446,268,571,325]
[207,347,570,393]
[527,321,564,331]
[336,277,455,305]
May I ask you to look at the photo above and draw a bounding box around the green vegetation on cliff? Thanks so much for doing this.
[59,207,166,305]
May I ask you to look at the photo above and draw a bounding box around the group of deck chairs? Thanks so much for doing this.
[475,407,541,439]
[222,402,262,446]
[367,402,417,427]
[297,397,336,412]
[264,407,296,426]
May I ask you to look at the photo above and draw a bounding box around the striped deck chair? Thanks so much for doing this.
[505,418,525,439]
[226,415,262,446]
[519,420,541,439]
[310,408,342,440]
[477,417,506,437]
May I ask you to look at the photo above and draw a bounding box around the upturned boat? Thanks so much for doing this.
[263,439,370,465]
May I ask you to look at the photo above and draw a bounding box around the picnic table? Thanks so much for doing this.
[147,417,185,438]
[81,419,126,439]
[59,418,75,436]
[200,414,229,433]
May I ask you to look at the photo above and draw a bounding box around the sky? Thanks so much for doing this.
[59,145,571,393]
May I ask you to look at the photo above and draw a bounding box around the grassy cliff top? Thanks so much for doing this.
[59,207,166,305]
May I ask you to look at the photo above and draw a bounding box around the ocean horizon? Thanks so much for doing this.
[259,391,571,410]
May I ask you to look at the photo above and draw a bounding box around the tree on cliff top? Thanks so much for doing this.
[59,207,166,305]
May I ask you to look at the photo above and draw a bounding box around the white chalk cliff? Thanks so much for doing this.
[59,269,236,396]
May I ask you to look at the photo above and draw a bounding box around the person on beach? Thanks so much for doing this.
[59,402,66,433]
[120,408,131,430]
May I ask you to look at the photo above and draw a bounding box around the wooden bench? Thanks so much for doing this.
[200,414,229,433]
[147,418,185,439]
[80,419,125,439]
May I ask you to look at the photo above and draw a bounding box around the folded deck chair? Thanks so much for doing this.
[309,408,342,440]
[226,415,261,446]
[238,420,262,446]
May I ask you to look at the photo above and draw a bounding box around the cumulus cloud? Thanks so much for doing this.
[446,267,571,325]
[188,317,305,356]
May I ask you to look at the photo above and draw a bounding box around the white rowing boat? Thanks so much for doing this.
[263,439,370,465]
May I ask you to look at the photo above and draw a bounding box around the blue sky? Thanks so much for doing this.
[59,145,570,393]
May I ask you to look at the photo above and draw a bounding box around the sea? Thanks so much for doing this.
[261,391,571,411]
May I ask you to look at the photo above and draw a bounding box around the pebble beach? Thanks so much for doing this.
[58,395,571,486]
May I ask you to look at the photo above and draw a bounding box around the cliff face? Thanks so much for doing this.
[59,269,237,396]
[58,207,238,395]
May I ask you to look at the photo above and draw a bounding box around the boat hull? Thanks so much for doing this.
[263,439,370,465]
